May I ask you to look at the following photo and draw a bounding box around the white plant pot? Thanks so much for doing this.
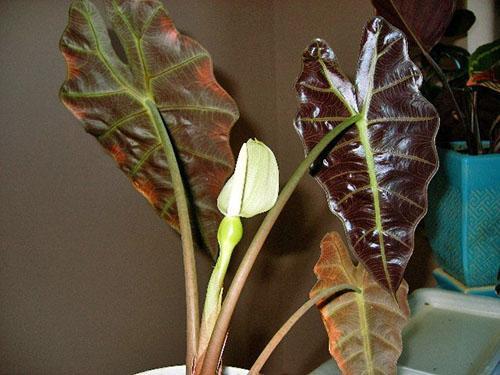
[135,365,248,375]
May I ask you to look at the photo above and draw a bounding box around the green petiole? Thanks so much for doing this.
[197,216,243,364]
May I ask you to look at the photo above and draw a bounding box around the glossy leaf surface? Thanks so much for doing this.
[60,0,239,257]
[467,39,500,93]
[372,0,455,51]
[310,232,409,375]
[295,17,439,292]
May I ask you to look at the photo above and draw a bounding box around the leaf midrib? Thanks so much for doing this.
[316,32,392,291]
[355,292,374,375]
[356,30,392,292]
[112,0,154,96]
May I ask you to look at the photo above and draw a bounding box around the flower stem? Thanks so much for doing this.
[197,217,243,364]
[145,99,199,374]
[249,284,360,374]
[201,114,361,374]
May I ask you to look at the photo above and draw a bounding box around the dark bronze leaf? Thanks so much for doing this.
[60,0,239,257]
[371,0,455,51]
[444,9,476,38]
[295,17,439,292]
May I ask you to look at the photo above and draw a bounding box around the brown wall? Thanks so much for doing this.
[0,1,439,373]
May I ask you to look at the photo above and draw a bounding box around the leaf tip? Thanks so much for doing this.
[302,38,335,62]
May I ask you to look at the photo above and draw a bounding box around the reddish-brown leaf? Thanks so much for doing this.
[60,0,239,257]
[295,17,439,292]
[310,232,410,375]
[371,0,455,51]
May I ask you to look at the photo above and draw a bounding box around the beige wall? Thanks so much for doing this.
[466,0,499,51]
[2,1,444,374]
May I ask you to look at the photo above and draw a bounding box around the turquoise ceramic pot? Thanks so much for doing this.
[426,143,500,287]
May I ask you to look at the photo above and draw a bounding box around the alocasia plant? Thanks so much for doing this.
[60,1,440,374]
[295,17,439,293]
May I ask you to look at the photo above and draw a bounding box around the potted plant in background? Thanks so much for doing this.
[59,0,440,374]
[372,0,500,296]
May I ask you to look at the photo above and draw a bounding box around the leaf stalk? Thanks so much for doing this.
[145,99,199,374]
[249,284,360,374]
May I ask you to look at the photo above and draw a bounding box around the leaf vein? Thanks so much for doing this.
[160,195,177,218]
[158,104,235,118]
[333,137,361,151]
[378,187,424,210]
[323,169,368,184]
[64,89,127,98]
[368,301,406,320]
[150,53,210,80]
[353,227,377,248]
[140,5,163,37]
[317,58,356,116]
[376,37,402,60]
[63,44,96,55]
[300,82,334,93]
[98,110,147,140]
[299,116,348,122]
[335,329,360,348]
[130,143,162,176]
[177,146,233,169]
[324,298,356,317]
[373,150,435,166]
[370,332,400,352]
[342,349,365,364]
[367,116,436,125]
[372,73,418,95]
[337,184,371,205]
[383,231,412,250]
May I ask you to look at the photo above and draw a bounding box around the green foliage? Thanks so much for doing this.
[468,39,500,93]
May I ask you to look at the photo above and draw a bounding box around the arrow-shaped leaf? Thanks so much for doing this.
[60,0,239,257]
[310,232,409,375]
[295,17,439,292]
